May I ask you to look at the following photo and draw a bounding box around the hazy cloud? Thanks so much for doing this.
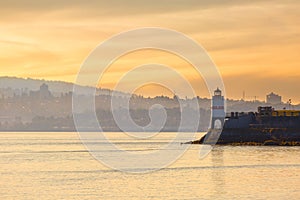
[0,0,300,101]
[1,0,300,19]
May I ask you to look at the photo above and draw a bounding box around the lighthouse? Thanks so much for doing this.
[211,88,225,129]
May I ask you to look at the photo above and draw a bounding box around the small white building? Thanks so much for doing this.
[266,92,282,104]
[212,88,225,129]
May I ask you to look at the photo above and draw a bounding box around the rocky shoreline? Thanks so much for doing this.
[185,130,300,146]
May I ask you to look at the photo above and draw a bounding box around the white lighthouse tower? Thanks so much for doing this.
[211,88,225,129]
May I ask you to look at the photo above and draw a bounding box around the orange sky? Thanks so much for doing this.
[1,1,300,103]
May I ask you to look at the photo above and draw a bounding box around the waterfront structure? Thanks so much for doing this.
[211,88,225,129]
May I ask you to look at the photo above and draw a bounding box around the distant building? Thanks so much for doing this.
[39,83,51,99]
[266,92,282,104]
[30,83,52,99]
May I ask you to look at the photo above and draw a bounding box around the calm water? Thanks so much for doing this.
[0,132,299,200]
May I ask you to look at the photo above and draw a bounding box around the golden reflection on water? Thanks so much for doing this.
[0,132,300,199]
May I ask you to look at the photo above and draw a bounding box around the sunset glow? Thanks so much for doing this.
[1,1,300,102]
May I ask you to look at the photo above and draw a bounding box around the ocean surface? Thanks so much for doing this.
[0,132,299,200]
